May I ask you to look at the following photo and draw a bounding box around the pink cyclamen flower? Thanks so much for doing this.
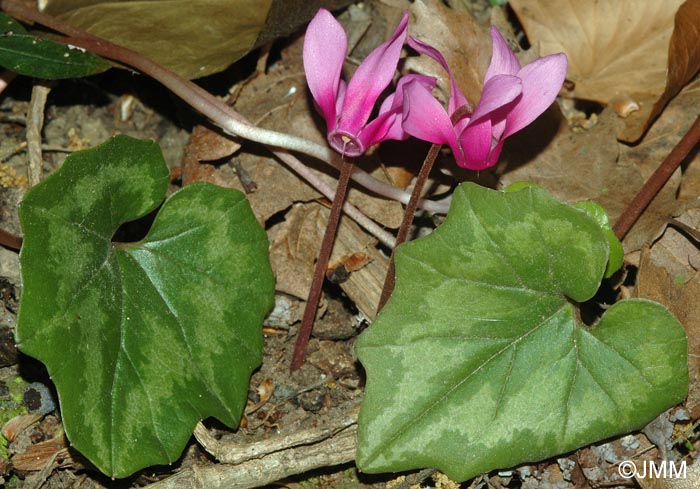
[402,27,568,170]
[303,9,435,157]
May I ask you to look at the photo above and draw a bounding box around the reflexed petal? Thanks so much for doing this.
[484,26,521,81]
[459,118,494,169]
[303,9,346,128]
[362,74,438,146]
[408,36,469,116]
[469,74,521,122]
[360,105,402,148]
[402,80,459,151]
[338,10,409,136]
[503,53,568,138]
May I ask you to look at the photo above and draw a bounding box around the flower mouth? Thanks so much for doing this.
[328,130,364,157]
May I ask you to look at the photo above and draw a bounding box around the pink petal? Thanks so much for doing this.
[359,103,402,148]
[335,79,347,119]
[458,118,494,170]
[486,139,506,169]
[484,27,521,81]
[303,9,347,129]
[407,36,469,116]
[503,53,568,138]
[402,80,459,153]
[336,11,409,136]
[469,74,521,123]
[361,74,436,146]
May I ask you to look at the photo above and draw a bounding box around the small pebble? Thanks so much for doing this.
[23,382,56,415]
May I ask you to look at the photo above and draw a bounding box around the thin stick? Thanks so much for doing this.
[291,158,354,371]
[26,83,51,186]
[0,228,22,251]
[377,143,441,312]
[613,115,700,240]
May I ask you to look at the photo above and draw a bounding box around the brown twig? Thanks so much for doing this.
[291,158,354,371]
[0,228,22,251]
[26,83,52,186]
[613,115,700,240]
[377,143,441,313]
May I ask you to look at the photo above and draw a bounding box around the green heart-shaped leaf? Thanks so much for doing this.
[17,135,274,478]
[355,183,687,481]
[0,13,110,79]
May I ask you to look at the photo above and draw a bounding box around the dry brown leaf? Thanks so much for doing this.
[12,434,78,471]
[510,0,700,142]
[269,202,388,319]
[675,83,700,203]
[645,208,700,282]
[44,0,354,80]
[181,124,239,188]
[268,203,322,300]
[1,413,42,442]
[615,77,700,247]
[406,0,491,106]
[637,247,700,419]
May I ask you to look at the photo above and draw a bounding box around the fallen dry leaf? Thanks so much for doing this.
[406,0,491,106]
[44,0,354,80]
[1,413,42,442]
[12,434,78,471]
[269,203,323,300]
[510,0,700,142]
[269,202,388,319]
[181,124,240,188]
[645,208,700,282]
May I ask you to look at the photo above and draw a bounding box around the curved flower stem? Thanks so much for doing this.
[0,0,448,219]
[613,114,700,240]
[376,143,441,313]
[376,106,469,312]
[291,157,354,371]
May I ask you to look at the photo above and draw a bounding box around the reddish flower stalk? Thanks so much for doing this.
[291,8,434,370]
[290,158,353,371]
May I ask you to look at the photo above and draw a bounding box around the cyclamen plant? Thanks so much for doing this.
[1,3,690,482]
[298,8,570,353]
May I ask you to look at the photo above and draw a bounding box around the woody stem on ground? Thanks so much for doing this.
[613,114,700,241]
[0,229,21,250]
[290,158,354,371]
